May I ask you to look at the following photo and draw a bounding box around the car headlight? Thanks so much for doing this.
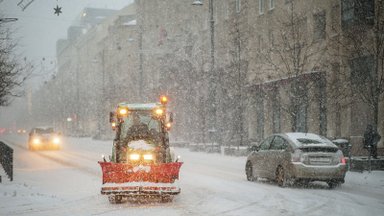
[52,137,60,144]
[33,138,41,145]
[129,153,140,161]
[143,154,153,160]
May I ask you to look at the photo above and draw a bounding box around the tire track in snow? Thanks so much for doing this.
[3,138,99,177]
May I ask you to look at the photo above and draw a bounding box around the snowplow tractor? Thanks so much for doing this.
[98,96,183,203]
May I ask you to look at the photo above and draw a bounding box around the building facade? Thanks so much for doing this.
[32,0,383,156]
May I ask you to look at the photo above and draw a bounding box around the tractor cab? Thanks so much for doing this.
[109,97,173,164]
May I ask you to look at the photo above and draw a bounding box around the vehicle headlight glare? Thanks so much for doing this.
[33,138,41,145]
[53,137,60,144]
[155,108,164,115]
[119,108,128,116]
[143,154,153,160]
[129,153,140,161]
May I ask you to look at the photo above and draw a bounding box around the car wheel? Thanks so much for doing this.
[276,166,287,187]
[327,181,341,189]
[245,161,254,181]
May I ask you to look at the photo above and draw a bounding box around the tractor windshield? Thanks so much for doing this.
[119,111,162,143]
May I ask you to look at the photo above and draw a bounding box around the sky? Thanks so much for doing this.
[0,0,133,127]
[1,0,133,83]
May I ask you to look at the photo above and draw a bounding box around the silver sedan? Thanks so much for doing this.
[245,132,347,188]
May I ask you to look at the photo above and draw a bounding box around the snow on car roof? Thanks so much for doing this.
[285,132,335,148]
[118,102,160,110]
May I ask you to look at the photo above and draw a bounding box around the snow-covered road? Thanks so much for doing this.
[1,134,384,216]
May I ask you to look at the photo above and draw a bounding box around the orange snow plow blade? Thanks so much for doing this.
[99,162,183,195]
[99,162,183,184]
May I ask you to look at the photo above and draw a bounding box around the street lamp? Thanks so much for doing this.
[192,0,217,145]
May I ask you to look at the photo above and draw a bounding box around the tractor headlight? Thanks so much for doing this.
[33,138,41,145]
[129,153,140,161]
[154,108,164,116]
[143,154,153,161]
[52,137,60,144]
[118,108,128,117]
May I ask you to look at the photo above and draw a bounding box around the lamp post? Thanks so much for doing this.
[192,0,217,145]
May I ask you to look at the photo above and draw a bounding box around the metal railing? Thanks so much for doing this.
[0,141,13,182]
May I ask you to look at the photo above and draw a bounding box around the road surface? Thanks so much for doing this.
[1,134,383,215]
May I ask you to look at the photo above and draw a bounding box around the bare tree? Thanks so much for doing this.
[256,2,330,133]
[0,19,32,106]
[332,0,384,129]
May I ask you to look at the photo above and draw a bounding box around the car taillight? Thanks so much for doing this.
[341,157,346,165]
[292,149,303,162]
[336,150,346,165]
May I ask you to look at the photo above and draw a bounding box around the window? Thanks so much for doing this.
[296,101,308,132]
[341,0,354,26]
[270,136,287,150]
[272,87,280,133]
[293,84,308,133]
[259,0,264,15]
[313,11,326,41]
[342,0,375,28]
[236,0,241,13]
[256,94,264,141]
[349,55,374,91]
[269,0,275,10]
[259,136,273,150]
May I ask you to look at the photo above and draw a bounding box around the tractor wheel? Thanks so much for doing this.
[108,195,123,204]
[160,195,173,203]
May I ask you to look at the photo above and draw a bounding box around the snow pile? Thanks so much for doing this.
[128,139,155,150]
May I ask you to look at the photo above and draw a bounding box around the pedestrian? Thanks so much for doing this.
[363,124,381,159]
